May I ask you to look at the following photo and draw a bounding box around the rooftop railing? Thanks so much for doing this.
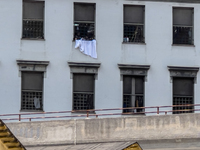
[1,104,200,122]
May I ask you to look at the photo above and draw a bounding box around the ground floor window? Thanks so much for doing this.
[123,76,144,113]
[173,77,194,114]
[73,74,94,110]
[21,72,43,111]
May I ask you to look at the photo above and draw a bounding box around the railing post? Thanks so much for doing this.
[157,107,159,114]
[87,110,89,118]
[19,114,21,121]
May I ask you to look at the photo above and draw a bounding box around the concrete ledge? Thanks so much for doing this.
[5,113,200,146]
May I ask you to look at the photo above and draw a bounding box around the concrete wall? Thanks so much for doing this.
[0,0,200,115]
[6,113,200,146]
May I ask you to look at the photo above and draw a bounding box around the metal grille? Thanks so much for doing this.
[21,91,43,110]
[123,95,143,113]
[73,93,94,110]
[173,26,192,44]
[173,96,193,114]
[124,25,144,43]
[23,19,44,39]
[74,22,95,40]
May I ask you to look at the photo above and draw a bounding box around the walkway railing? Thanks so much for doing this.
[1,104,200,122]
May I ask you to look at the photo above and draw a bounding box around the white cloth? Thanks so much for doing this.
[34,97,40,109]
[75,39,97,59]
[75,40,81,49]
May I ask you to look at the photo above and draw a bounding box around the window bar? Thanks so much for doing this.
[173,95,193,114]
[23,19,44,39]
[73,92,94,110]
[21,90,43,111]
[74,22,95,40]
[173,26,193,45]
[124,24,144,43]
[123,94,144,113]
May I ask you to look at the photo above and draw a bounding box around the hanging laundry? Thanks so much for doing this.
[75,39,81,49]
[75,39,97,59]
[34,97,40,109]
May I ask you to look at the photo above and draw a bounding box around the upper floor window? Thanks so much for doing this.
[22,0,44,39]
[123,5,145,43]
[173,7,194,45]
[74,3,95,40]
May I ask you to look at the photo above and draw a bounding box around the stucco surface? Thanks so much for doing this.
[1,0,200,117]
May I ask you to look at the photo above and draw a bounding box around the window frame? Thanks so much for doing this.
[118,64,150,114]
[22,0,45,40]
[72,73,95,111]
[123,75,145,113]
[168,66,199,114]
[21,71,44,111]
[172,77,194,114]
[68,62,101,112]
[17,60,49,112]
[172,7,194,45]
[123,5,145,43]
[73,2,96,41]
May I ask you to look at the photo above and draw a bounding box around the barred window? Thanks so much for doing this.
[123,5,145,43]
[22,0,44,39]
[173,7,194,45]
[74,3,95,40]
[73,74,94,110]
[123,76,144,113]
[21,72,43,111]
[173,78,194,114]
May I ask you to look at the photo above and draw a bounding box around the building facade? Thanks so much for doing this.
[0,0,200,115]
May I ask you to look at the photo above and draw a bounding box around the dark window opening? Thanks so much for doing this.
[74,3,95,40]
[173,7,193,45]
[73,74,94,110]
[21,72,43,111]
[173,77,194,114]
[23,0,44,39]
[123,76,144,113]
[123,5,145,43]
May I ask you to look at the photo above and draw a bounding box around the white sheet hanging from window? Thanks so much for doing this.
[75,39,97,59]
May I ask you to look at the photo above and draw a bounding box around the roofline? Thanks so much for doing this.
[126,0,200,4]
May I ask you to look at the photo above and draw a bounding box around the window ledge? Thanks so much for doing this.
[21,38,45,41]
[122,42,146,45]
[122,112,145,116]
[72,39,96,42]
[20,110,44,113]
[172,44,195,47]
[71,111,96,114]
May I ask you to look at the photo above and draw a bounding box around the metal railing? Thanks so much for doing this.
[1,104,200,122]
[124,24,144,43]
[22,19,44,39]
[173,26,193,44]
[74,22,95,40]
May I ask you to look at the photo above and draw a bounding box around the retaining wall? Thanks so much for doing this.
[5,113,200,146]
